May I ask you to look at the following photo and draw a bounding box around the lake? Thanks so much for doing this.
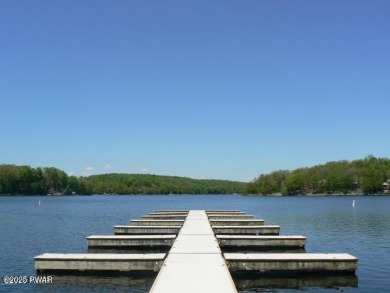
[1,195,389,293]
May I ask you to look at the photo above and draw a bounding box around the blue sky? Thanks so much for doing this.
[1,1,389,182]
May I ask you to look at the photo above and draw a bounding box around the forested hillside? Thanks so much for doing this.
[245,156,390,195]
[0,165,244,195]
[84,174,244,195]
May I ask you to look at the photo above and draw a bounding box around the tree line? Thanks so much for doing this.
[0,165,87,195]
[84,174,244,195]
[0,164,244,195]
[245,156,390,195]
[2,156,389,196]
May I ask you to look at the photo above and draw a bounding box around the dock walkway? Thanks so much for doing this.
[149,210,237,293]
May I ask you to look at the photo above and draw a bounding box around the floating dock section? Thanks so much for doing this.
[114,226,182,235]
[213,225,280,235]
[207,214,254,220]
[130,219,185,226]
[87,235,176,248]
[210,219,264,226]
[34,209,357,292]
[35,253,165,273]
[225,253,357,273]
[143,211,189,218]
[217,235,306,249]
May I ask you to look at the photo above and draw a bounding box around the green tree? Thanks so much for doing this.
[286,172,305,195]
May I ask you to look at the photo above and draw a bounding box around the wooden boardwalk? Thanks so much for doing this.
[149,210,237,293]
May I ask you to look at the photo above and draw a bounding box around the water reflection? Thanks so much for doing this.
[35,274,155,293]
[233,273,358,292]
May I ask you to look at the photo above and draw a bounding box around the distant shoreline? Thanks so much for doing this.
[1,193,389,197]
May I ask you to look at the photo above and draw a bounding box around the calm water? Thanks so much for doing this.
[1,195,389,293]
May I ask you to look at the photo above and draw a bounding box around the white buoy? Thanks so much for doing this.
[39,200,41,206]
[352,200,355,207]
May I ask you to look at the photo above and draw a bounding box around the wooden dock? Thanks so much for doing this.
[34,209,358,292]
